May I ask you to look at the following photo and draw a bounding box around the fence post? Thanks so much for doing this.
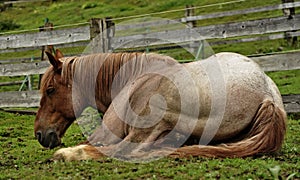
[38,18,54,89]
[39,18,54,59]
[282,0,297,47]
[105,17,115,52]
[185,5,196,28]
[90,18,101,53]
[90,17,115,53]
[185,5,203,60]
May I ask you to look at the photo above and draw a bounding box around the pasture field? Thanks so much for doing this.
[0,111,299,179]
[0,68,299,179]
[0,0,284,33]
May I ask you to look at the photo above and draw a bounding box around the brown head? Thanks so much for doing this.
[34,50,76,149]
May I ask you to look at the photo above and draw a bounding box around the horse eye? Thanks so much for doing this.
[46,87,55,96]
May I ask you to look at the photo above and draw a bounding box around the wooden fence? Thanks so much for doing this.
[0,1,299,113]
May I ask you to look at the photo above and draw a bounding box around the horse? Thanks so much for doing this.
[34,49,287,161]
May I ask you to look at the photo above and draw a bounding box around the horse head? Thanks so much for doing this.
[34,50,75,149]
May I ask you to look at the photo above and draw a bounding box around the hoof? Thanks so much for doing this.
[53,145,95,161]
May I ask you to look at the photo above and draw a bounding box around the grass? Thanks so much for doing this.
[0,111,299,179]
[267,70,300,95]
[0,0,282,33]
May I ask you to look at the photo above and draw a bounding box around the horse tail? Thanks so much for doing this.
[169,99,287,158]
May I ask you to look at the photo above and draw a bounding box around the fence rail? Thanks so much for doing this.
[1,51,299,78]
[0,90,40,108]
[181,2,300,22]
[0,2,299,113]
[0,26,90,50]
[0,61,49,76]
[282,94,300,113]
[1,15,300,52]
[0,91,298,113]
[251,51,300,72]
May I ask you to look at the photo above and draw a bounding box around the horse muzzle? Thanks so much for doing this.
[35,129,61,149]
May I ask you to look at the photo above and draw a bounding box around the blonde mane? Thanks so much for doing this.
[41,52,178,106]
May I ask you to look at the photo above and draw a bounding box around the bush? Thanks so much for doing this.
[0,20,20,31]
[81,3,97,10]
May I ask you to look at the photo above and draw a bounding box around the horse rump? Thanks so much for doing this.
[169,99,287,158]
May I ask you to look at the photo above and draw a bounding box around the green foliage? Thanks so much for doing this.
[266,70,300,95]
[0,0,281,33]
[81,3,97,10]
[0,20,20,31]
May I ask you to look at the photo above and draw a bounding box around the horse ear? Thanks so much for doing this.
[55,49,64,59]
[45,51,62,70]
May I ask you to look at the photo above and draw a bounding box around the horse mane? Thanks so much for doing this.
[40,66,56,93]
[40,56,77,94]
[41,52,178,108]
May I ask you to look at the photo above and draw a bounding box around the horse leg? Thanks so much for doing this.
[52,122,176,161]
[52,144,105,161]
[132,123,172,151]
[52,130,155,161]
[87,106,128,146]
[87,123,122,146]
[109,120,181,160]
[75,123,123,146]
[53,105,128,161]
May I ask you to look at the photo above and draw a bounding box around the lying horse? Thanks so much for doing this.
[34,50,286,161]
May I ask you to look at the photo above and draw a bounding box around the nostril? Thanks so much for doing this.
[36,131,42,142]
[48,131,56,138]
[47,131,57,141]
[47,130,59,149]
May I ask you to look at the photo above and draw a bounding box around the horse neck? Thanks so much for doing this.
[72,52,177,113]
[71,53,143,113]
[96,52,146,111]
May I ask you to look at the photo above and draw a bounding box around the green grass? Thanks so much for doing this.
[267,70,300,95]
[0,75,40,92]
[0,0,282,33]
[212,39,293,55]
[0,0,299,64]
[0,111,299,179]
